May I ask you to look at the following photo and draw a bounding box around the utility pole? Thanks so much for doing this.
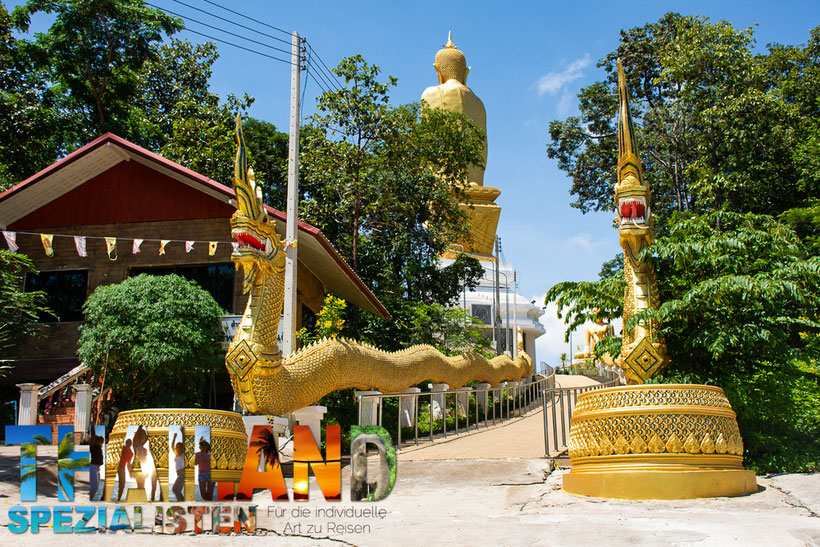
[494,236,502,356]
[512,270,518,358]
[282,31,301,357]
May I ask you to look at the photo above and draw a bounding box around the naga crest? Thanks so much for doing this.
[230,115,285,294]
[615,59,651,253]
[615,60,667,383]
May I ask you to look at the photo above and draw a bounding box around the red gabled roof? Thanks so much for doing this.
[0,133,390,319]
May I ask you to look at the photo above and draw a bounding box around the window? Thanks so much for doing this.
[129,263,235,312]
[471,304,492,326]
[24,270,89,322]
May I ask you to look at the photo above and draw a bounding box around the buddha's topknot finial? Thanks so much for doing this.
[445,30,456,49]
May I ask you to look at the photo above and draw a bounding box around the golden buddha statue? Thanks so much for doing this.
[422,32,487,186]
[423,32,500,259]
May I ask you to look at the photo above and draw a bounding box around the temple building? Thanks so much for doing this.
[422,34,545,362]
[0,133,389,423]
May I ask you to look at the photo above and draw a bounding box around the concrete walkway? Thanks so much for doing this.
[398,374,601,461]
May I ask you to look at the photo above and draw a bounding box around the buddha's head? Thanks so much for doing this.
[434,31,469,84]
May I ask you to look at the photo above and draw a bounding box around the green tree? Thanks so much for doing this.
[0,250,50,364]
[407,303,493,358]
[547,14,816,220]
[15,0,181,140]
[77,274,224,409]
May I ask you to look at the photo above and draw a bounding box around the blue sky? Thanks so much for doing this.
[19,0,820,365]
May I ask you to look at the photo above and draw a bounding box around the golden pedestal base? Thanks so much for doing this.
[103,408,247,502]
[562,384,757,500]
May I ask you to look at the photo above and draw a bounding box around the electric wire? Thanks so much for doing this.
[199,0,292,38]
[170,0,293,47]
[305,42,342,92]
[181,27,298,66]
[147,3,292,56]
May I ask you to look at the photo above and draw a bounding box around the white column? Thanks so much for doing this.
[398,387,421,428]
[355,391,381,426]
[73,384,93,436]
[290,406,327,446]
[475,383,491,411]
[454,387,471,416]
[507,381,520,400]
[429,383,449,420]
[17,383,41,426]
[282,31,301,357]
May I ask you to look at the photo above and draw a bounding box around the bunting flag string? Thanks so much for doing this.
[3,231,18,252]
[4,231,248,258]
[41,234,54,257]
[74,236,87,257]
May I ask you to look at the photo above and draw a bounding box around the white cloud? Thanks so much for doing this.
[535,54,591,96]
[534,301,573,368]
[556,91,574,117]
[535,299,624,369]
[564,232,603,252]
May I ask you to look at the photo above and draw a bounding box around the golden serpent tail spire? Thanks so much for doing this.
[614,59,667,383]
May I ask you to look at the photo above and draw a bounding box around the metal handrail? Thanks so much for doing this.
[357,372,557,447]
[541,371,620,457]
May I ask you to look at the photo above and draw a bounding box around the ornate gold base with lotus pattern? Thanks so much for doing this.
[563,385,757,499]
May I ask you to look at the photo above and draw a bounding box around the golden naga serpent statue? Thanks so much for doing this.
[614,59,668,383]
[225,116,533,416]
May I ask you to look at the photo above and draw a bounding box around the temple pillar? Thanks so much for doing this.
[17,383,41,426]
[290,406,328,446]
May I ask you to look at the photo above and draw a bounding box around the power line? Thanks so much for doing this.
[170,0,293,47]
[306,42,342,91]
[199,0,292,38]
[147,2,292,56]
[181,27,298,66]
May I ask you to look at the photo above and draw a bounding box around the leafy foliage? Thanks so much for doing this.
[547,14,817,220]
[0,250,50,362]
[406,303,493,357]
[297,294,347,346]
[77,274,224,410]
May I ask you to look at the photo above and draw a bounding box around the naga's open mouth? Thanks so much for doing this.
[618,197,647,226]
[233,229,273,255]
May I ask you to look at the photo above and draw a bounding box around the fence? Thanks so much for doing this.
[541,371,620,457]
[357,370,556,447]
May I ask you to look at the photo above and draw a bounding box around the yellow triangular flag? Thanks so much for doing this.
[159,240,170,255]
[41,234,54,256]
[104,237,117,261]
[209,241,218,256]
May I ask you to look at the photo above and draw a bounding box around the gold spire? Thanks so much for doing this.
[445,31,456,49]
[617,59,644,186]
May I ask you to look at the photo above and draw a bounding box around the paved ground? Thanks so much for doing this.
[1,376,817,545]
[0,456,818,546]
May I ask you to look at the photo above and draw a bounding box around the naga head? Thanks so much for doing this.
[231,115,285,293]
[615,59,651,246]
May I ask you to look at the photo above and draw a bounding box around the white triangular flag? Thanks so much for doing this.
[74,236,87,257]
[185,240,194,253]
[132,239,143,254]
[2,231,17,252]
